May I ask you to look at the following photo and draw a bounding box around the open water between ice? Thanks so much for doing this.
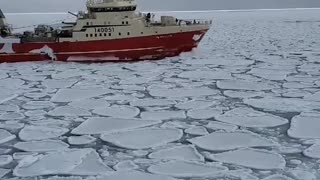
[1,9,320,180]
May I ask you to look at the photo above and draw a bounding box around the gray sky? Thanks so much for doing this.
[1,0,320,13]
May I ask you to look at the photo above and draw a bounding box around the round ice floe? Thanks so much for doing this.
[147,161,228,178]
[14,140,69,152]
[149,87,218,98]
[69,99,110,110]
[0,112,25,120]
[140,111,186,121]
[19,126,69,141]
[149,145,204,162]
[0,129,16,145]
[206,121,238,132]
[95,171,177,180]
[178,70,232,80]
[0,155,13,167]
[188,131,276,151]
[209,148,286,170]
[262,174,294,180]
[303,144,320,159]
[187,108,222,119]
[288,113,320,139]
[100,128,183,150]
[175,100,216,110]
[114,160,139,171]
[72,117,160,135]
[185,126,209,136]
[244,97,320,112]
[217,80,276,91]
[93,105,140,119]
[0,168,10,178]
[215,107,288,128]
[223,90,265,98]
[13,148,112,177]
[48,106,91,117]
[51,89,108,103]
[24,92,48,99]
[130,99,176,107]
[68,135,96,145]
[22,101,55,110]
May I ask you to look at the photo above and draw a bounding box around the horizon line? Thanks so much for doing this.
[4,7,320,15]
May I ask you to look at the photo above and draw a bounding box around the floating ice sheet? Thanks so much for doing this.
[140,111,186,121]
[147,161,228,178]
[149,87,218,98]
[93,105,140,119]
[68,135,96,145]
[95,171,177,180]
[178,70,232,80]
[217,80,277,91]
[130,99,176,107]
[149,145,204,162]
[19,126,69,141]
[262,174,294,180]
[215,107,288,128]
[0,129,16,145]
[69,99,110,110]
[244,97,320,112]
[187,108,222,119]
[22,101,55,110]
[223,90,265,98]
[303,143,320,159]
[51,89,108,103]
[188,131,276,151]
[101,128,183,149]
[113,160,139,171]
[0,112,25,120]
[185,126,209,136]
[175,100,216,110]
[72,117,160,135]
[288,113,320,139]
[14,140,69,152]
[0,155,13,167]
[48,106,91,117]
[209,148,286,170]
[13,148,112,177]
[206,121,238,132]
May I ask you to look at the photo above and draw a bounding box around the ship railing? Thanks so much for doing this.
[178,19,213,26]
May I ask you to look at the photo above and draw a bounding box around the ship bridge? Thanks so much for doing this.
[86,0,137,12]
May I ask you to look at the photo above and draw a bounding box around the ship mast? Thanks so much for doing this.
[0,9,11,36]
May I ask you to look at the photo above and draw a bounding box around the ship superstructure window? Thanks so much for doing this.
[126,21,129,25]
[90,34,93,37]
[86,34,89,37]
[86,22,89,26]
[109,33,111,36]
[127,32,130,36]
[95,34,97,37]
[119,32,122,36]
[90,6,136,12]
[100,33,102,36]
[104,33,107,36]
[122,21,125,25]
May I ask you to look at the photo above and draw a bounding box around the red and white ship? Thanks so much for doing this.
[0,0,212,63]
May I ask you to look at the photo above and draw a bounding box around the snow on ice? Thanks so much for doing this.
[149,145,204,162]
[0,129,16,145]
[19,126,69,141]
[14,140,69,152]
[288,113,320,139]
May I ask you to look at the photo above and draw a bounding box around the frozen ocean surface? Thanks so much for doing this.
[1,9,320,179]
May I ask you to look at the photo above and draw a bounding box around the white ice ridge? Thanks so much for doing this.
[13,148,113,177]
[288,113,320,139]
[147,161,228,178]
[0,129,16,145]
[51,88,108,103]
[208,148,286,170]
[71,117,161,135]
[0,155,13,167]
[149,145,205,162]
[19,126,69,141]
[188,131,276,151]
[215,107,288,128]
[100,128,183,149]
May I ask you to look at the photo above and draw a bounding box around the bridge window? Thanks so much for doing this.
[90,6,136,12]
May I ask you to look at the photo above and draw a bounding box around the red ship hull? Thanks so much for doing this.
[0,30,208,63]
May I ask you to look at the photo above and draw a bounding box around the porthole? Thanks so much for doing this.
[109,33,112,36]
[126,21,129,25]
[86,34,88,37]
[90,34,93,37]
[119,32,122,36]
[86,22,89,26]
[122,21,125,25]
[104,33,107,36]
[100,33,102,36]
[95,34,97,37]
[141,32,144,34]
[127,32,130,36]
